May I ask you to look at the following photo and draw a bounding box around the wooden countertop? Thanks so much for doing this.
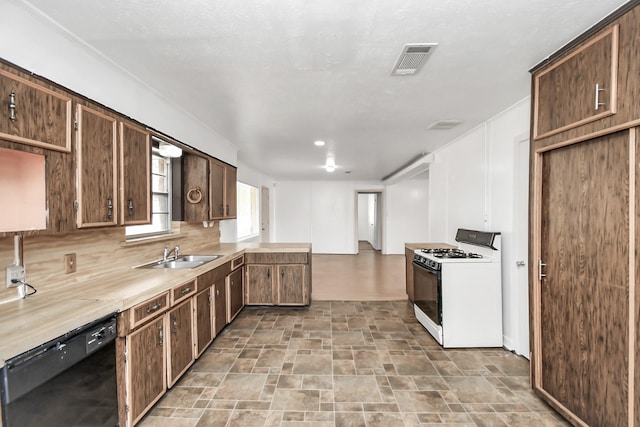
[405,242,455,251]
[0,243,311,366]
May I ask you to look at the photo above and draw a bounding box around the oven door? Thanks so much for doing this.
[413,260,443,343]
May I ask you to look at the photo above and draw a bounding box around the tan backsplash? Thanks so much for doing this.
[0,222,221,300]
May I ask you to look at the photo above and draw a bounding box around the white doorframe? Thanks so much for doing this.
[513,133,530,358]
[354,190,384,254]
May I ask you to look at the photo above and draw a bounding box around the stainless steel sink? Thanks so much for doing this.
[135,255,221,270]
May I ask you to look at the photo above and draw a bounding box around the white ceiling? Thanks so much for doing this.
[19,0,627,181]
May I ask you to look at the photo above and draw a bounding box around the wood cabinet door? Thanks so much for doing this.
[209,159,225,219]
[183,153,209,222]
[225,165,237,218]
[125,316,166,426]
[533,25,618,140]
[0,68,72,152]
[194,287,213,358]
[405,248,415,302]
[76,104,118,227]
[277,264,306,305]
[533,131,629,426]
[167,299,194,387]
[120,122,151,225]
[213,280,227,336]
[245,264,274,305]
[227,267,244,322]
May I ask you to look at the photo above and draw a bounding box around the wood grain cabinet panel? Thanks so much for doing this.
[120,316,166,427]
[534,25,618,140]
[194,287,213,358]
[213,280,227,336]
[0,68,72,152]
[75,104,118,227]
[245,254,311,306]
[277,264,306,305]
[245,264,275,305]
[405,248,415,302]
[209,158,237,220]
[227,267,244,322]
[167,299,194,387]
[119,122,151,225]
[182,153,209,222]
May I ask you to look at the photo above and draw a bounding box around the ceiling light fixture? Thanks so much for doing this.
[158,141,183,158]
[314,140,325,146]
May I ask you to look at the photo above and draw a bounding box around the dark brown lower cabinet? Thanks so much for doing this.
[166,299,194,387]
[213,280,227,336]
[532,129,632,426]
[227,267,244,322]
[194,287,213,358]
[119,316,166,427]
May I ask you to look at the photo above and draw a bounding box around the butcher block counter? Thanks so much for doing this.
[404,242,455,302]
[0,242,311,367]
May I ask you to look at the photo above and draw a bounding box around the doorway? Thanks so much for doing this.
[356,192,382,252]
[261,186,270,243]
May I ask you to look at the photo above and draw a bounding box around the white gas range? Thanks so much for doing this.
[413,229,503,348]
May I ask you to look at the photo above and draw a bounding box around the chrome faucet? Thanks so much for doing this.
[163,245,180,262]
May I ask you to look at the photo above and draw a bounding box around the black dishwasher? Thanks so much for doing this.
[1,313,119,427]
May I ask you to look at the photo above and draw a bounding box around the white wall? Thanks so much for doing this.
[275,178,429,255]
[1,1,236,165]
[385,175,430,254]
[427,97,530,356]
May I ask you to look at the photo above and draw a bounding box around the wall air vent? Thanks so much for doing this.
[391,43,438,76]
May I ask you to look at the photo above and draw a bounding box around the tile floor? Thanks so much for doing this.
[139,301,569,427]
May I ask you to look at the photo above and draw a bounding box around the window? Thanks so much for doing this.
[237,182,259,239]
[126,151,172,238]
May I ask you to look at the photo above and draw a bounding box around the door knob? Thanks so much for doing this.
[516,260,525,267]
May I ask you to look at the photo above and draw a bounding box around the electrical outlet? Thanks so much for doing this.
[6,265,26,288]
[64,253,77,274]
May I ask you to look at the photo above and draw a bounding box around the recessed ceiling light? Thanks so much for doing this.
[326,165,336,172]
[314,140,325,146]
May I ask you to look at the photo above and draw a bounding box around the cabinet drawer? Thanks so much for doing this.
[197,262,231,291]
[128,292,170,331]
[245,252,308,264]
[231,255,244,270]
[171,280,196,304]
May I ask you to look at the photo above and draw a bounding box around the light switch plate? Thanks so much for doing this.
[64,253,77,274]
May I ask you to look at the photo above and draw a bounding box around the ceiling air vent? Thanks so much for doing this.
[428,120,462,130]
[391,43,438,76]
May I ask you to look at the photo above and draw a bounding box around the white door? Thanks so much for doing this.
[261,186,270,243]
[514,136,530,358]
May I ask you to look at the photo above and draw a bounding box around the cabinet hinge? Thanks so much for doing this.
[125,404,129,413]
[74,200,79,211]
[74,120,78,131]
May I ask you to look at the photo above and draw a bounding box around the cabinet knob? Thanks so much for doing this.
[128,199,134,217]
[216,288,220,296]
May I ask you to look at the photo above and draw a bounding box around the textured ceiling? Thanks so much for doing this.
[18,0,628,180]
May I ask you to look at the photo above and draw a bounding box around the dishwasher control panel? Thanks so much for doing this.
[85,318,117,355]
